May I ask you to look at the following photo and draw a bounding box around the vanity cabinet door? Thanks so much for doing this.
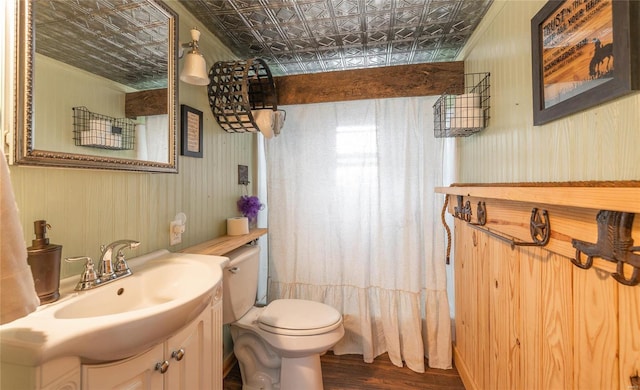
[165,307,213,390]
[81,343,164,389]
[80,306,213,390]
[211,287,223,390]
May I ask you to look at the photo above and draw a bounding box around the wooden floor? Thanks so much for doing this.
[223,352,466,390]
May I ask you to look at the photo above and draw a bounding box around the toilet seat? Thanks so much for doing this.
[258,299,342,336]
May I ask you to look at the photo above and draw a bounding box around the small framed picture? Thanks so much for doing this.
[180,105,203,158]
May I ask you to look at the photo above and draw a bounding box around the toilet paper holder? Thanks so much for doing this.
[208,58,281,135]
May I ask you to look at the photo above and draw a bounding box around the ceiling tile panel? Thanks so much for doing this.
[366,55,387,66]
[332,0,361,16]
[367,31,389,44]
[265,41,289,53]
[345,56,366,67]
[394,27,418,40]
[341,33,364,46]
[364,0,392,13]
[297,1,332,19]
[335,16,362,33]
[242,9,271,26]
[366,13,391,30]
[344,46,365,56]
[323,58,344,69]
[178,0,493,76]
[394,7,423,26]
[305,19,337,36]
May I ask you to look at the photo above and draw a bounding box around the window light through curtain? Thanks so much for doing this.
[265,97,452,371]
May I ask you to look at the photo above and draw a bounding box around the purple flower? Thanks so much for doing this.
[237,195,264,222]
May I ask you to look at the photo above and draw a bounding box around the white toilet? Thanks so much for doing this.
[223,245,344,390]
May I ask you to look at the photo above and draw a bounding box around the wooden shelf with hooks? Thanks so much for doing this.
[436,181,640,275]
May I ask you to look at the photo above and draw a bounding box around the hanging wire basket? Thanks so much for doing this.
[433,73,490,138]
[72,106,135,150]
[207,58,278,133]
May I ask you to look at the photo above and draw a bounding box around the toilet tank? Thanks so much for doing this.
[222,245,260,324]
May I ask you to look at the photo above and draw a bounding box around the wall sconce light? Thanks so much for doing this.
[180,27,209,86]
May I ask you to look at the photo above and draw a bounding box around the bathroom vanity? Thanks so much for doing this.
[0,251,227,390]
[81,294,220,389]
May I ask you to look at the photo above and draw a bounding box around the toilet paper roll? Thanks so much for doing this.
[254,109,275,139]
[227,217,249,236]
[450,107,484,129]
[455,93,481,109]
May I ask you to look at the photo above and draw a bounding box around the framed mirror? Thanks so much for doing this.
[12,0,178,172]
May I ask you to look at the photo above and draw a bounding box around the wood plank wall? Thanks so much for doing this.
[441,185,640,390]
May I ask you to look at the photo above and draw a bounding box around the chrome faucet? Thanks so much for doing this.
[66,239,140,291]
[99,239,140,280]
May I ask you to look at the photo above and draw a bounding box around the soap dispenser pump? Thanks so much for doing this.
[26,220,62,304]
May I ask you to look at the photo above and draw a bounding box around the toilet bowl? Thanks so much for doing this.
[223,245,344,390]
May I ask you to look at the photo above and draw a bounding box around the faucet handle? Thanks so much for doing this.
[114,249,132,275]
[111,240,139,274]
[65,256,98,291]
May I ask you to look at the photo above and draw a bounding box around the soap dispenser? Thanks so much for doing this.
[26,220,62,304]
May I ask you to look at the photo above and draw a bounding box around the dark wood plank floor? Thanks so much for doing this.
[223,352,466,389]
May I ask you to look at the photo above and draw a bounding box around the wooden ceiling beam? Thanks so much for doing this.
[125,88,167,118]
[274,61,464,106]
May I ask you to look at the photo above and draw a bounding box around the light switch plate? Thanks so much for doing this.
[238,165,249,185]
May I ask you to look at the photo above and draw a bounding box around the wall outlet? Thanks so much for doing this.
[170,220,185,245]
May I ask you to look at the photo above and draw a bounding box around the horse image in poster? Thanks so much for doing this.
[589,38,613,79]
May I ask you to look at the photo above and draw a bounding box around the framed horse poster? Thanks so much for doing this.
[531,0,640,125]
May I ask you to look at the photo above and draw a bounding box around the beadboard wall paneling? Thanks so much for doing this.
[459,0,640,183]
[9,1,254,280]
[34,54,134,157]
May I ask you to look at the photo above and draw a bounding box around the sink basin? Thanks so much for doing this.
[0,250,228,365]
[54,261,205,319]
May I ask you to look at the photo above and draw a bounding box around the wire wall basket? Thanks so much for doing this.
[72,106,135,150]
[433,73,490,138]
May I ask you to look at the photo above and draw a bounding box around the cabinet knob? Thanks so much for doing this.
[172,348,186,361]
[155,360,170,374]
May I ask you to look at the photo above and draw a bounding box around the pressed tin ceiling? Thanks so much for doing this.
[179,0,493,76]
[34,0,171,90]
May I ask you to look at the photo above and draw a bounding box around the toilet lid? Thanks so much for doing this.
[258,299,342,336]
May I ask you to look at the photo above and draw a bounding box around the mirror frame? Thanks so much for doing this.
[13,0,179,173]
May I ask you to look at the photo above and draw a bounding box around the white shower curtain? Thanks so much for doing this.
[265,96,452,372]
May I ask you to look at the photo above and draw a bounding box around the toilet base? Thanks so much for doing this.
[280,355,323,390]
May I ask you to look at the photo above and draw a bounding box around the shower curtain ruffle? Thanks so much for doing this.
[269,281,428,372]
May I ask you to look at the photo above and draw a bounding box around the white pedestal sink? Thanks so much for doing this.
[0,250,227,365]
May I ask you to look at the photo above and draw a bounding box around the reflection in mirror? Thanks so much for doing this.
[14,0,178,172]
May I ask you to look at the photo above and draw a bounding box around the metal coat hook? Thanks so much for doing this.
[470,202,487,226]
[572,210,640,286]
[529,208,551,246]
[454,196,472,222]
